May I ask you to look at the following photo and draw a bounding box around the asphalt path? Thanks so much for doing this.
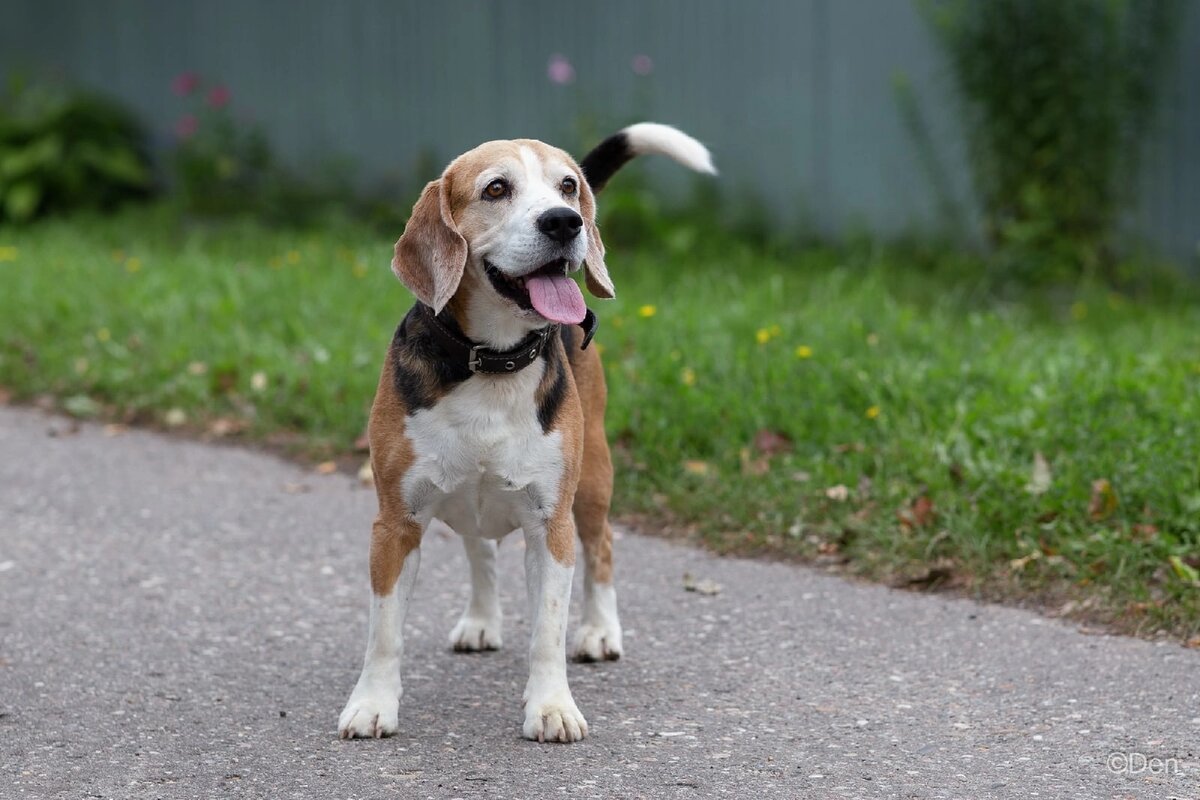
[1,406,1197,799]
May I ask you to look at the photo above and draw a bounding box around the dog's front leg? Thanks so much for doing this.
[338,512,422,739]
[521,513,587,743]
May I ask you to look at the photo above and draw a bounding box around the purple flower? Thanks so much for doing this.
[631,54,654,76]
[547,54,575,85]
[207,85,231,109]
[174,114,198,140]
[171,72,199,96]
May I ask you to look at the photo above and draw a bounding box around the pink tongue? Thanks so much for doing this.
[526,273,586,324]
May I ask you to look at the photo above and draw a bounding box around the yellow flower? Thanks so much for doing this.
[109,249,125,263]
[97,327,111,342]
[593,342,605,356]
[866,405,881,420]
[125,257,142,273]
[638,304,657,318]
[680,367,696,386]
[352,260,368,279]
[286,250,301,265]
[755,328,772,345]
[795,345,813,359]
[1070,301,1087,320]
[0,246,19,262]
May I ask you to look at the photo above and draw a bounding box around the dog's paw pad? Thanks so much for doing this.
[523,698,588,743]
[337,690,400,739]
[572,624,623,663]
[449,616,503,652]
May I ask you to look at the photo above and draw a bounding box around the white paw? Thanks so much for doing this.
[523,693,588,743]
[449,615,503,652]
[572,623,623,662]
[337,684,401,739]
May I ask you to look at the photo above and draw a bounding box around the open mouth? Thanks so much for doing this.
[483,258,587,325]
[484,259,569,310]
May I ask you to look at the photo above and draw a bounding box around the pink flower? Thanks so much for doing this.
[174,114,198,140]
[631,54,654,76]
[171,72,199,96]
[547,54,575,85]
[206,85,231,109]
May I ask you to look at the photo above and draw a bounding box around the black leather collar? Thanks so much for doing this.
[420,304,598,375]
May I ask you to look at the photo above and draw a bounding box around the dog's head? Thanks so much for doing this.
[392,139,612,328]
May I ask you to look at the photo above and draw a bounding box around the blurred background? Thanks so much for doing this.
[2,0,1197,262]
[1,1,1198,637]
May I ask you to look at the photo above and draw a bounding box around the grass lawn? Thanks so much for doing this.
[2,204,1198,638]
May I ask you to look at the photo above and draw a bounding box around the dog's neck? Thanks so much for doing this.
[444,267,547,350]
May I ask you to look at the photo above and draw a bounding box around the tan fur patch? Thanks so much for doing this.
[366,357,423,595]
[566,336,616,584]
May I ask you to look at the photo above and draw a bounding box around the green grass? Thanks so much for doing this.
[2,205,1198,638]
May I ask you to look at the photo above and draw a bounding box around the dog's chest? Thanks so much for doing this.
[401,366,564,536]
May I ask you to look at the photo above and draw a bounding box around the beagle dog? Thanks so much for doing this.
[337,123,715,743]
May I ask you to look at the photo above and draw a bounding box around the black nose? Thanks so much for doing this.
[537,207,583,244]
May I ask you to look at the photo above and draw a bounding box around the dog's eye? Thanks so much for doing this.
[560,177,577,196]
[483,179,509,200]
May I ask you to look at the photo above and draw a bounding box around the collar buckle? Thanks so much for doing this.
[467,345,482,374]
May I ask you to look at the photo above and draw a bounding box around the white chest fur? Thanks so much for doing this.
[400,364,565,539]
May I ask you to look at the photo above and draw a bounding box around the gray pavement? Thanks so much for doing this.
[0,406,1197,799]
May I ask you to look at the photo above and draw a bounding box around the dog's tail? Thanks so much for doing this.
[579,123,716,193]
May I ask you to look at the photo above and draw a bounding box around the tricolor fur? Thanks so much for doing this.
[337,123,714,743]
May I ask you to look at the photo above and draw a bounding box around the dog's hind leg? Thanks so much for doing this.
[448,533,504,651]
[570,355,624,663]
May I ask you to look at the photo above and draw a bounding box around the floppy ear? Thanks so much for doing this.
[392,179,468,313]
[577,177,614,299]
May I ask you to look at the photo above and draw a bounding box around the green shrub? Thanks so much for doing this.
[922,0,1182,279]
[0,76,153,223]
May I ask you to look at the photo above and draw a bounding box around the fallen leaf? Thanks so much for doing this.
[791,471,812,483]
[207,417,246,437]
[1025,451,1052,495]
[1185,636,1200,649]
[357,459,374,486]
[682,572,722,596]
[62,394,100,419]
[0,387,11,405]
[683,460,710,476]
[164,408,187,427]
[824,484,850,502]
[753,429,793,456]
[898,494,936,530]
[1131,523,1158,540]
[316,461,338,475]
[282,483,310,495]
[102,423,127,437]
[353,431,370,452]
[1010,551,1041,571]
[1088,479,1118,521]
[905,566,954,589]
[739,448,769,476]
